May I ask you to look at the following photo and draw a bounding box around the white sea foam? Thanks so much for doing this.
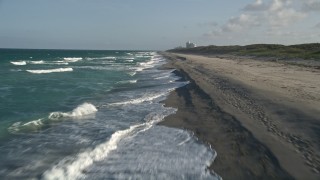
[49,103,97,120]
[8,122,23,133]
[127,55,161,75]
[100,61,116,64]
[10,69,23,72]
[51,62,69,65]
[86,57,116,61]
[134,67,145,72]
[8,103,97,133]
[134,55,162,73]
[117,80,138,84]
[105,56,116,60]
[75,66,123,71]
[42,123,144,180]
[8,119,44,133]
[11,61,27,66]
[11,60,68,66]
[29,60,45,64]
[63,57,82,62]
[29,60,68,65]
[48,61,69,65]
[54,61,66,63]
[133,60,155,72]
[128,72,136,76]
[177,134,192,146]
[43,108,176,180]
[23,118,44,126]
[155,75,171,79]
[85,57,94,61]
[123,57,135,60]
[109,90,173,106]
[92,56,117,60]
[26,68,73,74]
[84,126,220,179]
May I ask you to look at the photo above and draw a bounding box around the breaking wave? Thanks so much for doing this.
[125,54,163,76]
[127,71,136,76]
[42,107,176,180]
[129,80,137,84]
[51,61,69,65]
[26,68,73,74]
[123,57,135,60]
[30,61,69,65]
[63,57,83,62]
[117,80,138,84]
[29,60,45,64]
[43,123,144,180]
[10,61,27,66]
[8,103,97,133]
[49,103,97,120]
[85,57,116,61]
[11,60,69,66]
[8,119,44,133]
[109,90,173,106]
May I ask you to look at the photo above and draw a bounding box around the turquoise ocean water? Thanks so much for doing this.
[0,49,219,179]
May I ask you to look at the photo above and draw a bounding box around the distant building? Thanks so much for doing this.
[186,41,197,48]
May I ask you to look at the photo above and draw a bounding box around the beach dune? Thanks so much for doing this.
[160,52,320,180]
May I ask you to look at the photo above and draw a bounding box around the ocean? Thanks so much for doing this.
[0,49,219,179]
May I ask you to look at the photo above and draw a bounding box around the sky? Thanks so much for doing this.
[0,0,320,50]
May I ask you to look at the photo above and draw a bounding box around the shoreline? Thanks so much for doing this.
[159,52,320,179]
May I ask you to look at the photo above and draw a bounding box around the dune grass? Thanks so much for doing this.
[168,43,320,60]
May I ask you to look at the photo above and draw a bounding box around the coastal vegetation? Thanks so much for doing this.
[168,43,320,60]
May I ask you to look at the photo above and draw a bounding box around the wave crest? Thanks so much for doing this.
[109,90,173,106]
[26,68,73,74]
[10,61,27,66]
[42,108,176,180]
[49,103,98,120]
[8,103,98,133]
[8,119,44,133]
[29,60,45,64]
[63,57,82,62]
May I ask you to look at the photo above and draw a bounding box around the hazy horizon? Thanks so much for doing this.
[1,0,320,50]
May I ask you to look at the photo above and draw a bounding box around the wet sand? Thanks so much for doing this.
[159,52,320,180]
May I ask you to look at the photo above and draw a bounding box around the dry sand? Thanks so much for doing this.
[159,52,320,180]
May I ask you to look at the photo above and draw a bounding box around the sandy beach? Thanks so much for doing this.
[159,52,320,180]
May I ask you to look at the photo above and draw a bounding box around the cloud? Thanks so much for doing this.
[203,29,222,38]
[267,4,306,28]
[243,0,268,11]
[202,13,260,38]
[269,0,292,11]
[200,0,320,45]
[246,0,306,28]
[302,0,320,12]
[204,0,307,38]
[266,29,299,36]
[222,14,260,32]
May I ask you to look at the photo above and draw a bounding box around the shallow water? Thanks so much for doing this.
[0,49,220,179]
